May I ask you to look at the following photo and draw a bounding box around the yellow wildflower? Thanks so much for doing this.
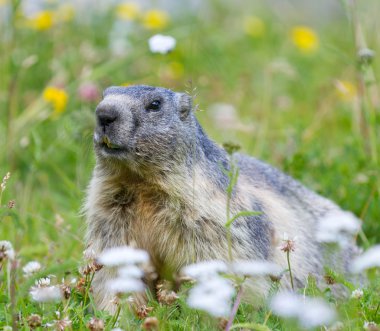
[291,26,319,53]
[142,10,169,30]
[334,80,357,102]
[43,87,68,114]
[167,62,184,79]
[243,16,265,38]
[55,4,75,22]
[116,2,140,21]
[28,11,54,31]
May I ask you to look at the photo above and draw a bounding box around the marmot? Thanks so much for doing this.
[84,85,359,311]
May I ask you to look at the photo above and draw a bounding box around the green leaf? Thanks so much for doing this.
[225,210,262,228]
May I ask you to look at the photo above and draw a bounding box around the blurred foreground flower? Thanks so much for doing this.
[182,260,234,317]
[334,80,357,102]
[182,260,228,279]
[27,10,54,30]
[270,291,336,329]
[316,211,361,247]
[142,10,169,30]
[116,2,139,21]
[43,86,68,114]
[291,26,319,53]
[231,260,282,277]
[98,246,149,266]
[351,245,380,273]
[23,261,42,277]
[148,34,176,54]
[243,16,265,38]
[98,246,149,295]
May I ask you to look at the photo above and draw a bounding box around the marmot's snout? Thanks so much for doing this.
[96,105,119,134]
[94,97,134,156]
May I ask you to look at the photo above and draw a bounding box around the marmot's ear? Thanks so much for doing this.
[176,93,192,120]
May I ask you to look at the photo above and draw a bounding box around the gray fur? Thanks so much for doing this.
[84,85,359,311]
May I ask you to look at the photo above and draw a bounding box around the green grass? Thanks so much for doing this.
[1,0,380,330]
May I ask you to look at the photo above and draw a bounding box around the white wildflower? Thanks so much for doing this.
[187,276,234,317]
[98,246,149,266]
[30,285,62,302]
[364,321,379,330]
[118,265,144,278]
[270,291,336,329]
[148,34,176,54]
[351,245,380,273]
[351,288,363,299]
[232,260,282,277]
[0,240,15,261]
[182,260,228,279]
[23,261,42,277]
[270,291,301,318]
[316,211,361,247]
[106,278,145,294]
[3,326,12,331]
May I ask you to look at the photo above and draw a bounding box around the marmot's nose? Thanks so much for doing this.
[96,107,119,129]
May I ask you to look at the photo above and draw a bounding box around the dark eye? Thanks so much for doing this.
[147,100,161,112]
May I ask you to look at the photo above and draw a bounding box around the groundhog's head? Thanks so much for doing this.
[94,85,194,171]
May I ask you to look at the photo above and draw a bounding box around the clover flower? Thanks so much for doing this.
[351,245,380,273]
[29,277,63,302]
[148,34,176,54]
[23,261,42,277]
[279,233,297,253]
[270,291,336,329]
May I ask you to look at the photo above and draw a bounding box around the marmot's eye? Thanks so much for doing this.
[147,100,161,111]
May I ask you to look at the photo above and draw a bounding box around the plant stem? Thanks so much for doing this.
[83,272,95,308]
[111,304,121,328]
[286,251,294,291]
[225,285,244,331]
[374,301,380,318]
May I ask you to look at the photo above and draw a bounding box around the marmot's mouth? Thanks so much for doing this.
[95,135,128,155]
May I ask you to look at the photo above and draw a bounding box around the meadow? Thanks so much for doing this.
[0,0,380,330]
